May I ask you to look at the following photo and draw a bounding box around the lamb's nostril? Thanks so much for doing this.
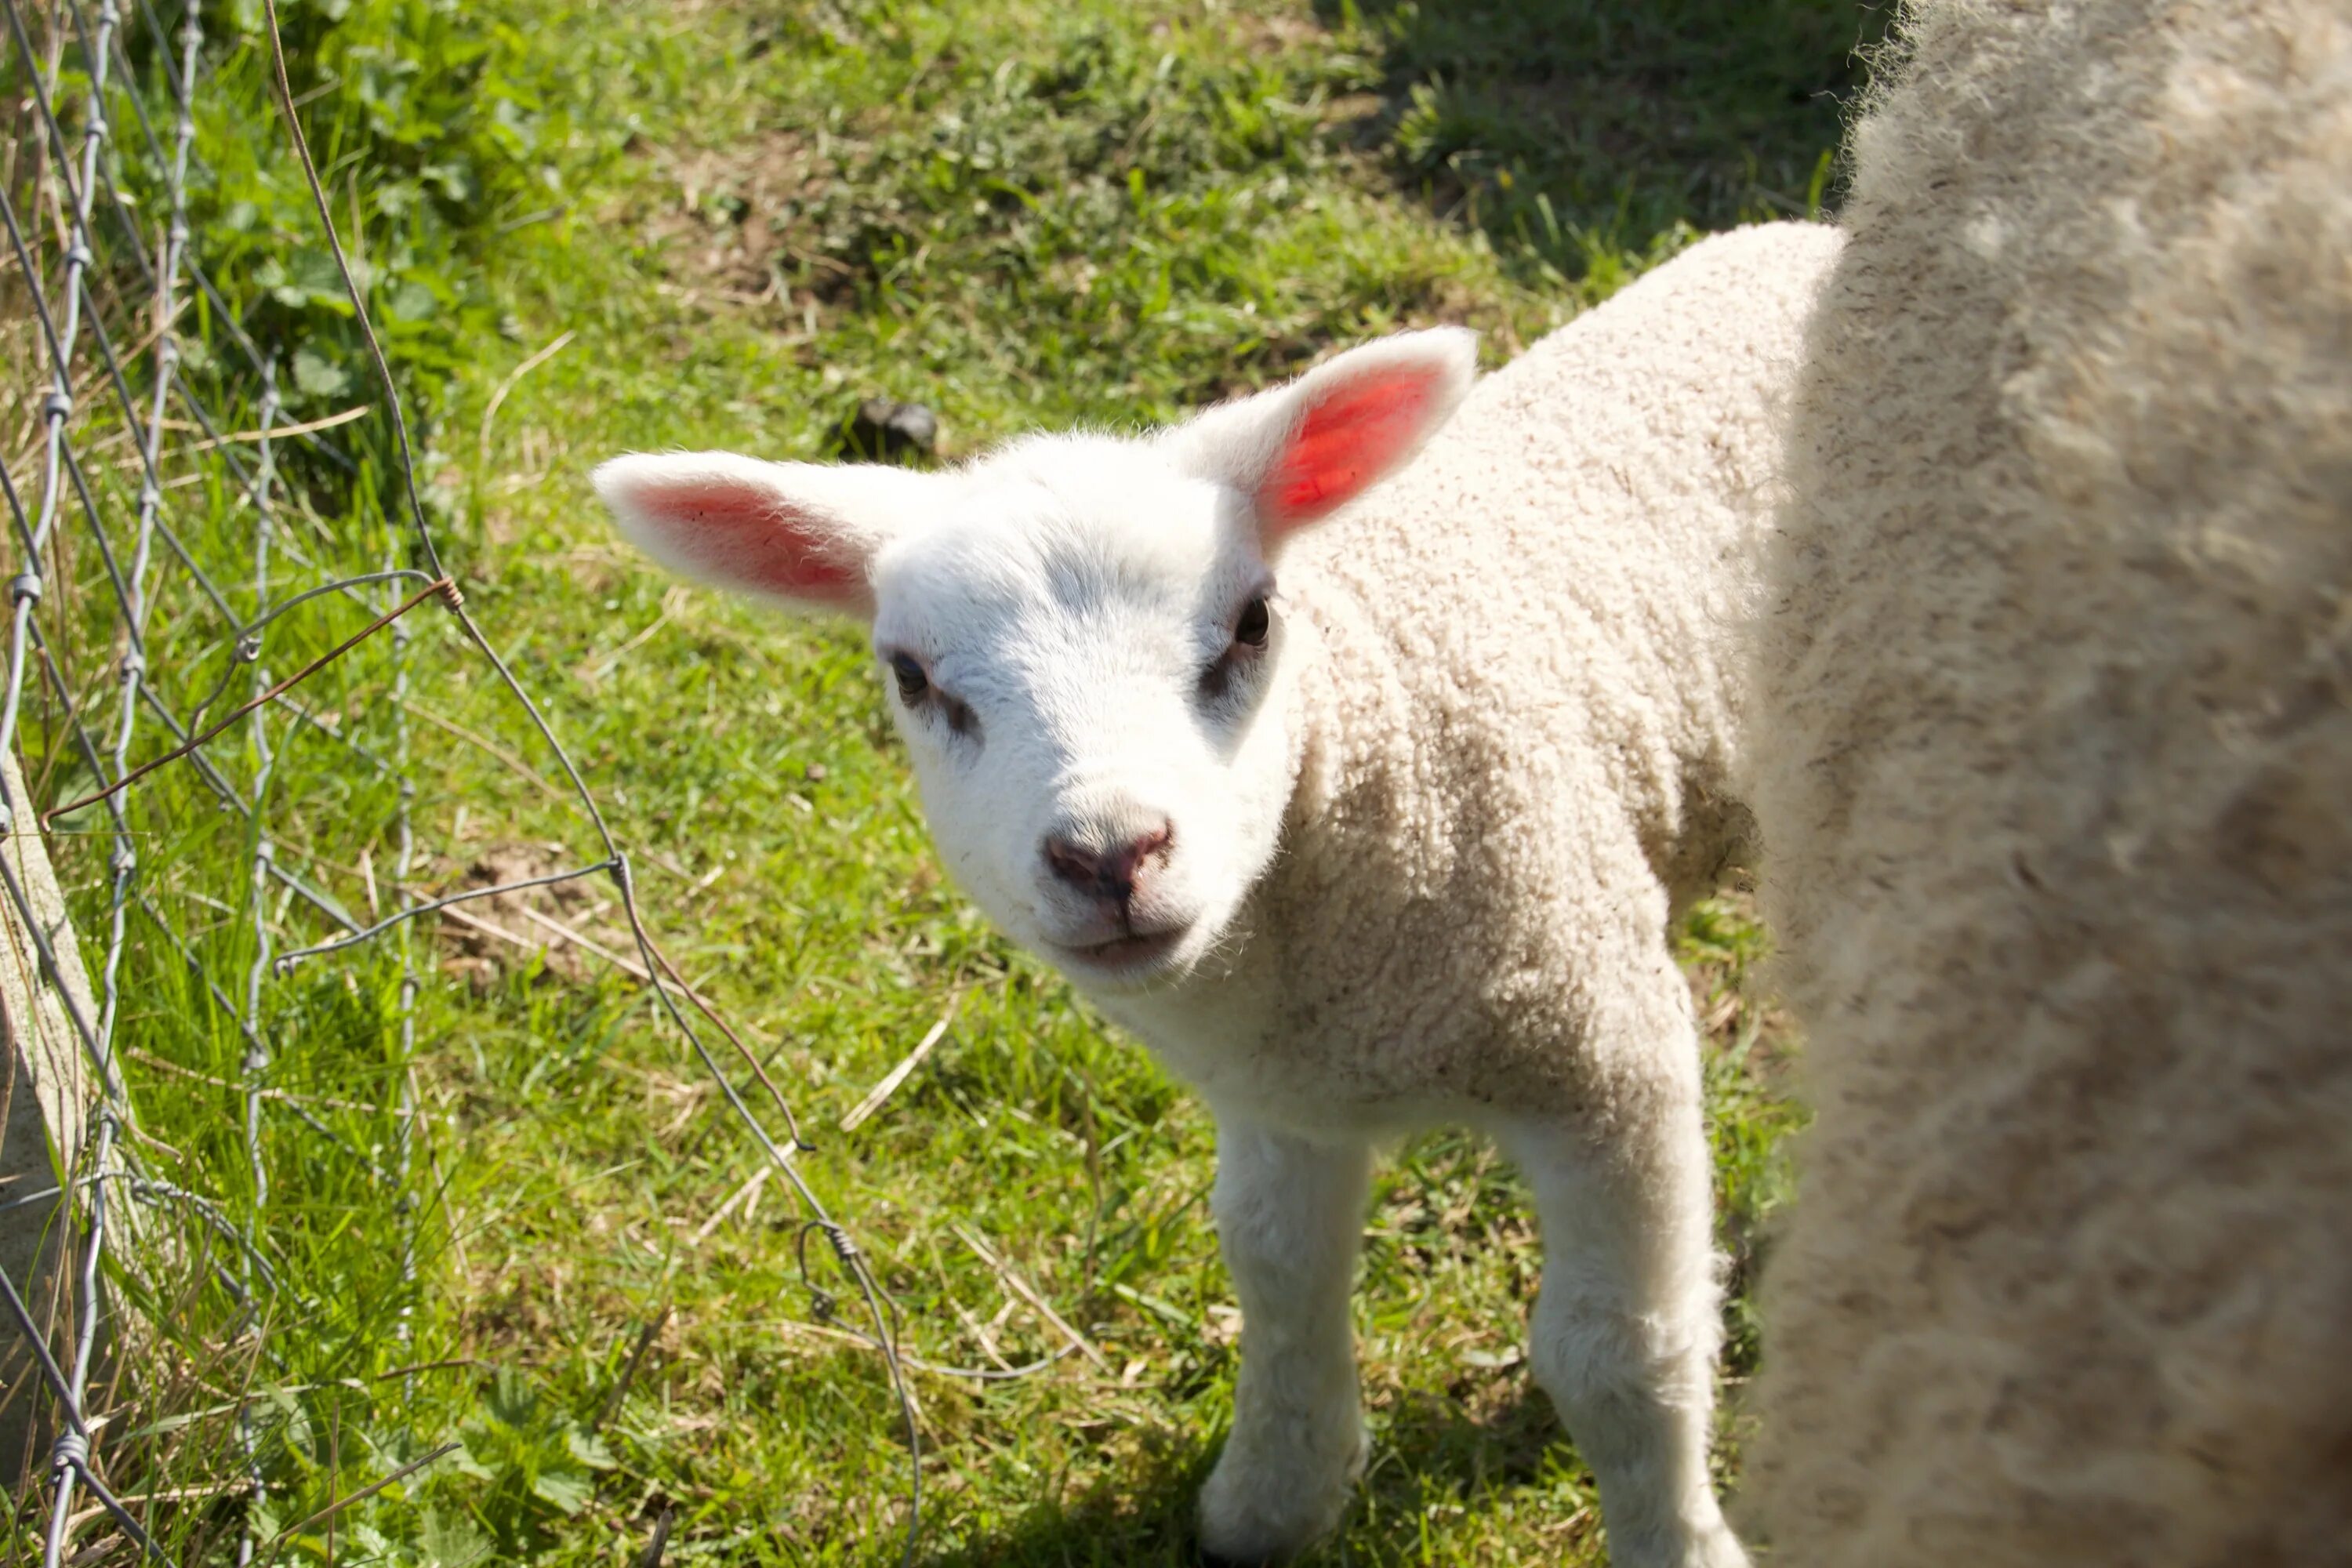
[1044,836,1104,893]
[1043,820,1176,906]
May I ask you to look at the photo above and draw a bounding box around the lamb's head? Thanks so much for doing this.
[593,329,1474,991]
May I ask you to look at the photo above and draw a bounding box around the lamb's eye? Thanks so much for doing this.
[1234,594,1271,648]
[889,652,929,704]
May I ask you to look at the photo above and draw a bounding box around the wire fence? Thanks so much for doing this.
[0,2,919,1563]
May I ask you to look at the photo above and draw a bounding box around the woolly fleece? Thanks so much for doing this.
[1169,220,1845,1132]
[1743,2,2352,1563]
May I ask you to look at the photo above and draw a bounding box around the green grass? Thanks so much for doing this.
[22,0,1873,1560]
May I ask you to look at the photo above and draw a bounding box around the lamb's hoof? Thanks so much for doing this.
[1197,1493,1336,1563]
[1692,1523,1753,1568]
[1602,1515,1754,1568]
[1196,1497,1333,1566]
[1195,1424,1363,1564]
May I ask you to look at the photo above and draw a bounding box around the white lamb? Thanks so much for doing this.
[594,220,1842,1566]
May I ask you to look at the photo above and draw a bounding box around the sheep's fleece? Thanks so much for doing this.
[1742,1,2352,1562]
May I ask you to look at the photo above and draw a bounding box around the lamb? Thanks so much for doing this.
[593,220,1844,1566]
[1740,1,2352,1563]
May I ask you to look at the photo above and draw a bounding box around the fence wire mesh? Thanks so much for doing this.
[0,2,919,1562]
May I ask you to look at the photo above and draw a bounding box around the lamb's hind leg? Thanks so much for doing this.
[1196,1114,1373,1564]
[1498,1060,1749,1568]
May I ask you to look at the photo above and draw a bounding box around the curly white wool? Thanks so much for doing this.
[1743,2,2352,1562]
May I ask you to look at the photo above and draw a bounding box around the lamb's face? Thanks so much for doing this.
[867,439,1294,989]
[593,326,1475,995]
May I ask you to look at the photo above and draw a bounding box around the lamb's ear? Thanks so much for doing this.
[1163,327,1477,540]
[591,452,935,619]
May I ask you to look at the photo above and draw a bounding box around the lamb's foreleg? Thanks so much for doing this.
[1196,1115,1373,1564]
[1501,1047,1749,1568]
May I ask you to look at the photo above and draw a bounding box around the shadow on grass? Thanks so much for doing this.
[1322,0,1891,286]
[909,1430,1214,1568]
[909,1379,1581,1566]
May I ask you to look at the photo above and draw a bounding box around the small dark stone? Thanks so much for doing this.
[833,397,940,464]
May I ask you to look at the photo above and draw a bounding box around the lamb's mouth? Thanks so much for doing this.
[1054,924,1191,978]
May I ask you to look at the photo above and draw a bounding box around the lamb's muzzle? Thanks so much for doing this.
[1040,815,1174,909]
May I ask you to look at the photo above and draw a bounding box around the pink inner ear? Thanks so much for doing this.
[1256,373,1437,528]
[640,480,861,601]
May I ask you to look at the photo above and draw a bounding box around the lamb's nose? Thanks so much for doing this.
[1042,821,1174,906]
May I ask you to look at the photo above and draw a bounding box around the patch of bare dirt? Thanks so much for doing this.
[635,129,843,311]
[434,840,635,989]
[1221,9,1323,54]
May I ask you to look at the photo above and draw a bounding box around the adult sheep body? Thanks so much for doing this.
[597,221,1842,1566]
[1744,0,2352,1562]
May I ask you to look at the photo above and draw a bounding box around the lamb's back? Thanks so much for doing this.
[1285,222,1842,907]
[1207,225,1840,1124]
